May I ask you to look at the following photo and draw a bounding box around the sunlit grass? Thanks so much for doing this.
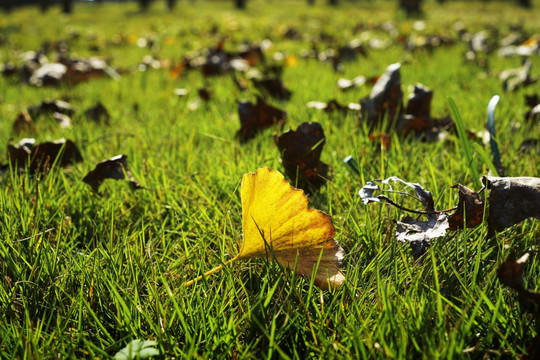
[0,1,539,358]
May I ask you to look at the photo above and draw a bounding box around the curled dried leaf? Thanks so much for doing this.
[83,154,142,192]
[275,122,329,193]
[448,184,485,230]
[236,97,287,142]
[484,176,540,235]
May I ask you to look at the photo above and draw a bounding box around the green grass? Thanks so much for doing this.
[1,0,539,358]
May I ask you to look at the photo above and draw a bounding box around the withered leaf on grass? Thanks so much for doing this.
[497,34,539,57]
[447,184,485,230]
[497,253,540,306]
[484,176,540,236]
[359,63,403,128]
[337,75,367,91]
[13,111,35,135]
[200,41,229,77]
[8,138,82,174]
[498,253,540,360]
[27,100,74,118]
[237,43,266,67]
[405,33,455,53]
[395,214,450,260]
[499,60,538,92]
[336,43,368,63]
[28,57,115,87]
[174,40,265,79]
[275,122,329,193]
[1,62,17,77]
[405,83,432,119]
[359,176,435,210]
[198,88,212,102]
[7,138,35,168]
[83,102,111,125]
[397,84,453,141]
[83,154,142,192]
[369,132,391,150]
[498,253,530,291]
[306,99,360,114]
[29,63,67,87]
[519,138,539,153]
[524,94,539,123]
[53,112,72,128]
[236,96,287,142]
[252,77,292,100]
[360,177,449,259]
[15,100,74,134]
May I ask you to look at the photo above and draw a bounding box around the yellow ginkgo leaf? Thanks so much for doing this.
[184,167,346,290]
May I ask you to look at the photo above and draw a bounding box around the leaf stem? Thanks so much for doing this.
[183,257,238,287]
[377,195,457,215]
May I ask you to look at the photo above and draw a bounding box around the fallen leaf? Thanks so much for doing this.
[525,94,539,109]
[360,62,403,128]
[470,30,495,54]
[53,112,72,128]
[359,176,435,211]
[395,214,449,243]
[7,138,35,169]
[524,94,539,123]
[448,184,485,230]
[275,122,329,192]
[498,253,530,290]
[397,84,453,141]
[306,99,361,114]
[519,138,539,153]
[395,213,449,259]
[337,43,367,62]
[12,111,35,135]
[27,56,115,86]
[497,252,540,359]
[1,62,17,77]
[405,33,455,53]
[237,43,265,67]
[498,35,539,57]
[28,100,74,118]
[337,75,367,91]
[360,176,450,259]
[184,168,345,290]
[29,63,67,86]
[82,154,142,192]
[253,77,292,100]
[499,60,538,92]
[83,102,111,125]
[484,176,540,235]
[32,139,82,169]
[169,59,187,79]
[8,138,82,174]
[200,39,230,77]
[498,252,540,306]
[405,83,432,119]
[198,88,212,102]
[63,56,114,84]
[236,96,287,142]
[282,26,302,41]
[369,132,391,150]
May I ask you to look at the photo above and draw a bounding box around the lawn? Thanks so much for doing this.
[0,0,539,358]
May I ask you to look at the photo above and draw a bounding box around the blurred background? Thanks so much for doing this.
[1,0,535,16]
